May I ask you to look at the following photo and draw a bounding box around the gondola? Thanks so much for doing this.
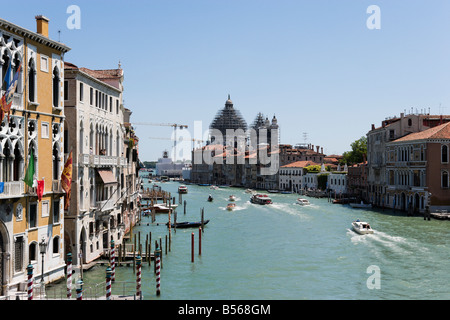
[166,219,210,229]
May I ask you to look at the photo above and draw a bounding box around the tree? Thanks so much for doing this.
[341,136,367,165]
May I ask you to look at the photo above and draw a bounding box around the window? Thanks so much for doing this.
[442,145,448,163]
[79,83,84,102]
[28,58,37,103]
[29,242,37,262]
[41,122,49,139]
[40,55,48,72]
[14,236,24,272]
[52,237,59,254]
[41,201,49,218]
[90,87,93,105]
[442,171,449,188]
[29,203,37,228]
[53,200,60,223]
[64,80,68,100]
[53,67,60,108]
[116,100,119,114]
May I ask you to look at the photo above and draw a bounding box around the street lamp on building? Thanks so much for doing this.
[39,238,47,283]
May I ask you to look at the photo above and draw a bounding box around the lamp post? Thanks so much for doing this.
[39,238,47,283]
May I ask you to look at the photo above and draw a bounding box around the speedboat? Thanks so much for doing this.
[245,189,254,194]
[178,185,188,194]
[226,203,236,211]
[207,195,214,202]
[296,198,311,206]
[352,219,374,235]
[229,195,236,201]
[250,194,273,205]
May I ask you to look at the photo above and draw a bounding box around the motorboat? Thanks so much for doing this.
[296,198,311,206]
[178,185,188,194]
[349,201,372,209]
[226,203,236,211]
[229,195,236,201]
[210,185,219,190]
[245,189,254,194]
[207,195,214,202]
[250,193,273,205]
[352,219,374,235]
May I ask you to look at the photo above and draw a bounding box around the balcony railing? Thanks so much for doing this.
[96,198,116,212]
[0,181,24,199]
[78,154,127,167]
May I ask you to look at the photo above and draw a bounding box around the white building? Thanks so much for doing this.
[279,161,318,192]
[327,173,348,195]
[64,61,128,265]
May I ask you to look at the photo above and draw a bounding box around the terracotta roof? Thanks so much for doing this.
[393,122,450,142]
[65,61,123,89]
[281,161,319,168]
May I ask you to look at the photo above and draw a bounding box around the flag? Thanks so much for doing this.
[61,152,73,210]
[1,63,21,121]
[37,180,44,201]
[23,148,35,188]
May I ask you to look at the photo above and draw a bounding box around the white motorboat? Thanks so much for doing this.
[229,195,236,201]
[250,194,273,205]
[178,185,188,194]
[296,198,311,206]
[245,189,254,194]
[351,219,374,235]
[349,201,372,209]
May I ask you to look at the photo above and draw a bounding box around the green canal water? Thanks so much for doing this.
[49,179,450,300]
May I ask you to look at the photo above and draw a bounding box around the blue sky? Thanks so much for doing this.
[3,0,450,161]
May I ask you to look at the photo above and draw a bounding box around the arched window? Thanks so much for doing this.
[28,58,37,102]
[28,241,37,262]
[442,170,449,188]
[442,145,448,163]
[1,52,10,91]
[52,67,60,108]
[52,236,60,254]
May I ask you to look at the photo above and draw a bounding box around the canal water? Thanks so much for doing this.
[49,178,450,300]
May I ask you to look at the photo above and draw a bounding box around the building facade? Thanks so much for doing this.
[386,122,450,213]
[0,16,70,296]
[63,61,129,266]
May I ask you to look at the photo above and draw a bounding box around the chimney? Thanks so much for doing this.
[371,124,375,131]
[321,147,323,154]
[35,15,50,37]
[316,146,319,153]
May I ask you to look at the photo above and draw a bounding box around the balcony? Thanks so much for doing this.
[78,154,127,168]
[96,198,116,212]
[0,181,24,199]
[52,180,64,194]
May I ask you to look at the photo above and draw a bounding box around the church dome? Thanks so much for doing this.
[210,95,247,141]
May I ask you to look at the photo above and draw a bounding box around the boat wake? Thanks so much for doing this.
[347,228,427,258]
[270,202,312,220]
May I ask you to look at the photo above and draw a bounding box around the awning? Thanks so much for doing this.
[97,169,117,185]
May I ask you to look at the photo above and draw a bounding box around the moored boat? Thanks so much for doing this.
[351,219,374,235]
[166,219,210,229]
[349,201,372,209]
[250,193,273,205]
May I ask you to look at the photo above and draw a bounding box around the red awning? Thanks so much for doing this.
[97,169,117,185]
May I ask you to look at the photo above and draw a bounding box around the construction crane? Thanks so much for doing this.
[132,122,188,161]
